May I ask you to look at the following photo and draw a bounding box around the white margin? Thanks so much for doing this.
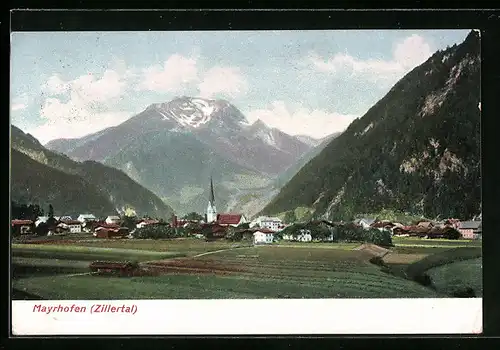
[12,298,482,335]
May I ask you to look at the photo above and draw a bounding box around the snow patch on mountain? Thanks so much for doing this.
[296,135,321,147]
[257,129,276,147]
[151,97,220,128]
[191,98,216,117]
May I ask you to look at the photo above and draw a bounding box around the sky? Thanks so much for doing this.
[10,30,471,144]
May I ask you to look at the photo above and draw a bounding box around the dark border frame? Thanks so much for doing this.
[3,5,500,349]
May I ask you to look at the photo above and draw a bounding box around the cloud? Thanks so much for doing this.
[306,34,433,84]
[245,101,358,139]
[28,111,132,145]
[197,66,248,99]
[42,75,69,95]
[393,34,433,69]
[34,66,133,143]
[138,54,198,92]
[11,103,27,111]
[70,70,127,103]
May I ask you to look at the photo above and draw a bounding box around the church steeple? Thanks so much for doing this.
[206,175,217,223]
[209,176,215,206]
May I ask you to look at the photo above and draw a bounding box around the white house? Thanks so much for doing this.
[253,229,274,244]
[282,229,312,242]
[458,221,482,240]
[60,220,82,233]
[355,218,376,230]
[35,216,49,227]
[77,214,97,223]
[136,219,160,229]
[105,215,121,225]
[250,216,283,231]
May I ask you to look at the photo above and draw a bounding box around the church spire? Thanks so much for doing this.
[209,175,215,205]
[206,175,217,223]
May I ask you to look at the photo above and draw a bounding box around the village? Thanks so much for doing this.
[11,208,483,244]
[11,177,483,301]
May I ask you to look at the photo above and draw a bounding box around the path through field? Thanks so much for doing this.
[61,272,97,278]
[140,245,250,266]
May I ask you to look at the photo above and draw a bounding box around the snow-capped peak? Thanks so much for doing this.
[150,97,221,128]
[191,98,216,117]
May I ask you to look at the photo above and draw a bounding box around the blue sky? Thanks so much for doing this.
[10,29,471,144]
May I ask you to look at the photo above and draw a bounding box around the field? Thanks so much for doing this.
[12,236,482,299]
[426,258,482,297]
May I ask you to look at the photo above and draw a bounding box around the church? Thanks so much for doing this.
[206,176,247,227]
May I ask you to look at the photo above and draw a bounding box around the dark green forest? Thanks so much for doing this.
[262,31,481,221]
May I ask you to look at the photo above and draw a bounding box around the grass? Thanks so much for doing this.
[426,258,482,297]
[12,237,481,299]
[22,238,251,257]
[12,257,91,279]
[405,247,482,279]
[392,237,481,248]
[272,241,360,250]
[11,244,186,262]
[12,245,440,299]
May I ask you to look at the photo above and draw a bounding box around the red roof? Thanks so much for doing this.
[255,228,275,234]
[61,220,82,225]
[216,214,242,225]
[96,226,128,233]
[12,220,33,226]
[95,223,121,229]
[139,219,160,225]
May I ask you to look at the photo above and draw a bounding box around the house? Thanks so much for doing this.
[171,216,197,228]
[216,214,247,227]
[105,215,121,225]
[458,221,482,240]
[48,225,69,236]
[371,220,395,229]
[354,218,376,229]
[35,216,49,227]
[250,216,284,231]
[60,220,82,233]
[297,229,312,242]
[416,221,434,229]
[60,215,73,221]
[442,218,461,230]
[282,229,312,242]
[77,214,97,223]
[94,225,129,238]
[405,225,432,238]
[136,219,161,229]
[11,219,34,235]
[253,229,274,244]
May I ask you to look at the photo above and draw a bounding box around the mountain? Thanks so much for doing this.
[274,131,342,189]
[295,134,324,147]
[11,149,117,216]
[11,125,174,218]
[261,30,481,221]
[45,97,315,215]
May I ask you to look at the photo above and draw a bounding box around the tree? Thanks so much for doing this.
[124,207,137,217]
[35,222,49,236]
[134,225,175,239]
[46,204,58,230]
[237,222,250,230]
[182,212,205,221]
[283,211,297,224]
[121,215,138,230]
[184,222,202,235]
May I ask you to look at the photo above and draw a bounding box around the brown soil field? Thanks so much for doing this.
[143,259,249,275]
[383,253,428,264]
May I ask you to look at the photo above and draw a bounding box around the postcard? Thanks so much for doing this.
[10,27,482,335]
